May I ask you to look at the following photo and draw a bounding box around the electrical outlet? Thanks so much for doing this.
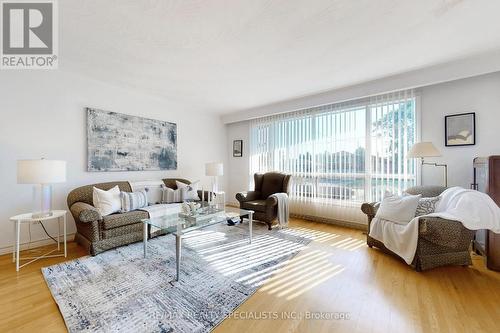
[32,221,40,225]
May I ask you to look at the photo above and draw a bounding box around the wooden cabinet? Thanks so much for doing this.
[472,156,500,271]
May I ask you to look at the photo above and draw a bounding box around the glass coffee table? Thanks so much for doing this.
[142,206,254,281]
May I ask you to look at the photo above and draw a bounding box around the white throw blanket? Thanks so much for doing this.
[270,193,290,228]
[369,187,500,264]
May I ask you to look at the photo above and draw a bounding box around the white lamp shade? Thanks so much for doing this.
[407,142,441,158]
[205,162,223,176]
[17,159,67,184]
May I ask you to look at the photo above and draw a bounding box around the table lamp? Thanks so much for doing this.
[407,142,448,186]
[205,162,223,193]
[17,159,67,218]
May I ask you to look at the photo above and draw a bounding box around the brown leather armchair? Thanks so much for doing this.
[236,172,291,230]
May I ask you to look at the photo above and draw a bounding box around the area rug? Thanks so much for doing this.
[42,223,312,333]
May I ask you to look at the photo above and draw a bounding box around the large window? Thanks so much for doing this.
[250,90,418,208]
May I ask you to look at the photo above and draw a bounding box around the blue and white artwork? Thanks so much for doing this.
[87,108,177,171]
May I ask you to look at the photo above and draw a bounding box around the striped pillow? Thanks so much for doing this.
[161,186,182,203]
[120,190,148,212]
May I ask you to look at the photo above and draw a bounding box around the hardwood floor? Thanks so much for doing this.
[0,242,87,332]
[1,219,499,333]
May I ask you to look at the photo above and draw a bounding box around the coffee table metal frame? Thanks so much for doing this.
[142,208,253,281]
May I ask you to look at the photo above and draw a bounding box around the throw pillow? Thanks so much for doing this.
[92,185,121,216]
[415,196,440,217]
[176,180,201,201]
[162,186,182,203]
[144,186,163,205]
[120,190,148,212]
[375,194,421,224]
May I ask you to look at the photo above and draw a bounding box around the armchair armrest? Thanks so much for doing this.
[265,192,288,206]
[70,202,102,223]
[418,217,474,249]
[236,191,261,203]
[361,202,380,232]
[361,202,380,217]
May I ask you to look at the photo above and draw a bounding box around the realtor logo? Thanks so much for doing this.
[1,0,58,69]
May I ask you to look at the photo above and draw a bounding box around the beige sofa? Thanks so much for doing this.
[67,178,206,255]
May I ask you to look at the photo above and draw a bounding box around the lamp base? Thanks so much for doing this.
[32,184,53,219]
[211,176,219,194]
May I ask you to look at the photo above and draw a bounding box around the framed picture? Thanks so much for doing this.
[233,140,243,157]
[445,112,475,147]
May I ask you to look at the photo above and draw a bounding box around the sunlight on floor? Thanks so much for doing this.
[284,266,345,300]
[280,227,341,243]
[186,230,309,278]
[183,230,228,248]
[183,226,355,300]
[330,237,366,251]
[213,239,307,276]
[256,247,345,300]
[280,226,365,251]
[235,250,323,285]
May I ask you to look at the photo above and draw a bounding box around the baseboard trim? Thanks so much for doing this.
[290,213,366,231]
[0,233,76,256]
[226,203,367,231]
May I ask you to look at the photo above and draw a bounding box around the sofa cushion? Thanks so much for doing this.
[68,181,132,207]
[93,186,121,216]
[162,178,190,190]
[162,186,183,203]
[102,210,149,230]
[120,190,148,212]
[176,180,201,201]
[241,200,267,212]
[405,186,446,198]
[261,174,284,199]
[101,222,144,239]
[375,194,421,224]
[128,180,164,205]
[415,196,440,217]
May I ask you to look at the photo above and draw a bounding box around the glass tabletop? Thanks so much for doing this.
[141,206,253,235]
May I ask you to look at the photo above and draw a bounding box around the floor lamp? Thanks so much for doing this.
[407,142,448,187]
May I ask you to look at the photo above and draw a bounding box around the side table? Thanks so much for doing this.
[9,210,67,271]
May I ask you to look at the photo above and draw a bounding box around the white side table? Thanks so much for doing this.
[9,210,67,271]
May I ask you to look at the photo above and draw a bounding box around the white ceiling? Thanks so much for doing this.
[61,0,500,114]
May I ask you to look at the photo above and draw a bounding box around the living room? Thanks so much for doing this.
[1,1,500,332]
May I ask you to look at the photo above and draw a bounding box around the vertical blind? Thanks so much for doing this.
[249,90,418,223]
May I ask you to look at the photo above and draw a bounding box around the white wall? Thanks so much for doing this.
[225,72,500,223]
[222,50,500,124]
[420,72,500,187]
[226,121,250,205]
[0,70,226,253]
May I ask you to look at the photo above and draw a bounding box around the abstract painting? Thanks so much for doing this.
[445,112,475,147]
[87,108,177,171]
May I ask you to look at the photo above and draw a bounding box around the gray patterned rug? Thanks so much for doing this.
[42,223,312,333]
